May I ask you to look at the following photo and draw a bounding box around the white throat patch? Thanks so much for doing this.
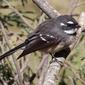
[64,28,77,34]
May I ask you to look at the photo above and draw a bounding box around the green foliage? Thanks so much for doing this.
[20,0,28,7]
[0,63,14,84]
[0,11,34,29]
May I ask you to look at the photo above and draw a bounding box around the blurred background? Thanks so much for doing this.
[0,0,85,85]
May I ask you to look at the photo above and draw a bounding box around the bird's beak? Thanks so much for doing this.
[76,24,81,28]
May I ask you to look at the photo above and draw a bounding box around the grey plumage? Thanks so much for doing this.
[0,15,80,60]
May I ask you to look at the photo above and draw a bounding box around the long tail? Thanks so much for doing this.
[0,41,28,61]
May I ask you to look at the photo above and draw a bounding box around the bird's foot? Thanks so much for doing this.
[50,57,65,66]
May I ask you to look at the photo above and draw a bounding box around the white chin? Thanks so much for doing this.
[64,29,77,34]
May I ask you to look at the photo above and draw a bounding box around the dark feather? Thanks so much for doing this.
[0,15,79,60]
[17,34,57,59]
[0,40,29,60]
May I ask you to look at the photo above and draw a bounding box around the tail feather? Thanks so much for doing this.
[0,42,27,61]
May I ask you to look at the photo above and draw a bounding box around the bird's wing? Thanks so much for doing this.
[17,33,60,59]
[0,18,61,60]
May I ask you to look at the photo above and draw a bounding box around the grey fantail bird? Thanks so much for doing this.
[0,15,80,60]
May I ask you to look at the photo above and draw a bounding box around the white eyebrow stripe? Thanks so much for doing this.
[67,21,74,24]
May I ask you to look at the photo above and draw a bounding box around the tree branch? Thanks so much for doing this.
[32,0,60,18]
[43,58,65,85]
[68,0,79,14]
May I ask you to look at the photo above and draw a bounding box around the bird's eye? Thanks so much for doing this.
[67,21,80,28]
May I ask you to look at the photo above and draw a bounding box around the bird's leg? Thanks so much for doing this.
[50,53,64,66]
[49,53,55,59]
[50,48,71,65]
[49,53,58,63]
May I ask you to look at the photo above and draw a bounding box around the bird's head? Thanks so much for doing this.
[57,15,81,35]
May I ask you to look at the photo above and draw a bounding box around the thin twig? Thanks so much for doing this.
[32,0,60,18]
[77,2,85,7]
[38,54,49,85]
[38,13,46,24]
[15,57,29,80]
[43,57,65,85]
[3,0,33,29]
[68,0,79,14]
[0,21,24,85]
[28,53,49,83]
[64,61,85,85]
